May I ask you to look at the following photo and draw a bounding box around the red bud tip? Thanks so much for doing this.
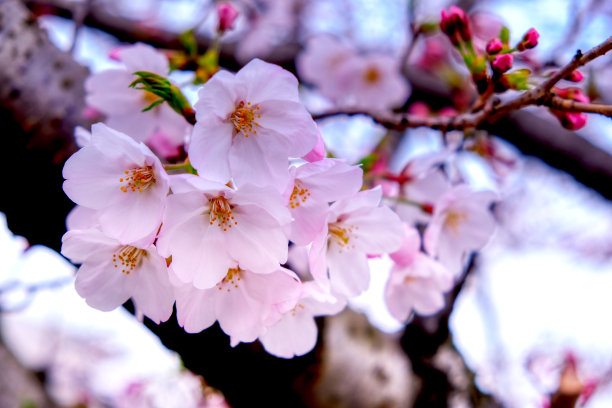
[518,28,539,51]
[217,2,239,33]
[565,70,584,82]
[486,38,503,54]
[492,53,513,73]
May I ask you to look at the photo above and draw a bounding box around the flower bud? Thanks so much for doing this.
[217,2,239,33]
[486,38,503,54]
[440,6,472,46]
[555,87,590,103]
[492,53,513,73]
[517,28,539,51]
[565,70,584,82]
[560,112,587,130]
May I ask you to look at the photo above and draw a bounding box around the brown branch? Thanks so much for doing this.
[545,95,612,117]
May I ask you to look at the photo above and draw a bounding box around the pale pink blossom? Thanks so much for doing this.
[61,229,174,324]
[423,185,497,275]
[156,174,291,289]
[175,267,301,346]
[259,281,345,358]
[385,227,453,321]
[296,35,357,100]
[86,43,190,152]
[395,168,452,225]
[63,123,169,245]
[309,187,404,298]
[190,59,318,188]
[235,0,297,63]
[285,159,363,245]
[334,53,411,111]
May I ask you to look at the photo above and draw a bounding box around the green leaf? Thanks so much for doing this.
[499,26,510,45]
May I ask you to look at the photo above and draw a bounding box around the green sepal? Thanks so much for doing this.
[129,71,192,116]
[142,98,165,112]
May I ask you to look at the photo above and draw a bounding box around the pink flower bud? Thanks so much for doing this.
[438,107,457,117]
[559,112,587,130]
[408,101,431,117]
[486,38,503,54]
[518,28,539,51]
[440,6,472,45]
[217,2,239,33]
[492,53,513,73]
[555,87,590,103]
[565,70,584,82]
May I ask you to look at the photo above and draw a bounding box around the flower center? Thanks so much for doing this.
[119,166,155,193]
[112,246,146,275]
[364,67,381,84]
[230,101,261,138]
[289,181,310,209]
[443,210,467,235]
[328,223,357,252]
[217,267,242,292]
[209,196,237,231]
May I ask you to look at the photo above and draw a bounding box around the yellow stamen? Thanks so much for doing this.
[119,166,155,193]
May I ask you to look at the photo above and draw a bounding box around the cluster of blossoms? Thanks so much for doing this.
[439,6,590,131]
[61,39,497,358]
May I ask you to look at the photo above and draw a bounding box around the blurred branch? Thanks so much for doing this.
[401,256,502,407]
[545,96,612,117]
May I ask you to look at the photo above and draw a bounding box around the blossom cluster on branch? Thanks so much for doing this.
[57,3,612,359]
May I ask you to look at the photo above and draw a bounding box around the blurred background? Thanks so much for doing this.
[1,0,611,407]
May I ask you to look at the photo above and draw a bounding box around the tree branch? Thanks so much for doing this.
[545,95,612,117]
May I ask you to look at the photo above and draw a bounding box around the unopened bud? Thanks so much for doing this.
[217,2,239,33]
[517,28,539,51]
[565,70,584,82]
[486,38,503,54]
[492,53,513,73]
[408,101,431,117]
[555,87,590,103]
[554,111,588,130]
[440,6,472,46]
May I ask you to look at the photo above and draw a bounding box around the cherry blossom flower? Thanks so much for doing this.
[285,159,363,245]
[395,168,452,225]
[385,227,453,321]
[309,187,404,298]
[175,267,301,346]
[334,53,411,111]
[85,43,190,152]
[156,174,291,289]
[61,229,175,324]
[189,58,318,189]
[259,281,346,358]
[423,185,497,275]
[296,35,357,100]
[63,123,169,245]
[235,0,297,63]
